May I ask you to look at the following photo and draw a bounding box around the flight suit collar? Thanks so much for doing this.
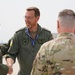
[25,24,42,46]
[25,24,42,36]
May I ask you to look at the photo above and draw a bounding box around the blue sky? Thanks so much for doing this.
[0,0,75,43]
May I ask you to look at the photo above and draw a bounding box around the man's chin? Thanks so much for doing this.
[27,26,31,29]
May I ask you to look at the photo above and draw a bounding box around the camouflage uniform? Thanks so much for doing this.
[31,33,75,75]
[6,24,53,75]
[0,46,9,75]
[0,39,11,75]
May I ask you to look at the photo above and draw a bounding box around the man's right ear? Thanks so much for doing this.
[57,20,60,33]
[57,20,60,29]
[73,27,75,34]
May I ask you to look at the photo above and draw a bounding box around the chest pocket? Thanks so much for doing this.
[22,38,29,46]
[37,38,46,44]
[22,31,29,46]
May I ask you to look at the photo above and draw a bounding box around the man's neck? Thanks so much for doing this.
[29,24,38,32]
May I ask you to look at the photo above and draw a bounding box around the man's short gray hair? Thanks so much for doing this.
[58,9,75,28]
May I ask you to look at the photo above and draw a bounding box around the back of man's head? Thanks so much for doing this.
[57,9,75,33]
[57,9,75,34]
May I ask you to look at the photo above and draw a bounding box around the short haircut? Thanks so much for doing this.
[58,9,75,28]
[26,7,40,17]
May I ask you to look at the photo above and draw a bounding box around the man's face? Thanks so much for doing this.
[24,10,39,29]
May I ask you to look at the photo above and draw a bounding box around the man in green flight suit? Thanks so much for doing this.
[31,9,75,75]
[5,7,53,75]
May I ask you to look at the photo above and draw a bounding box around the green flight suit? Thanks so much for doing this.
[6,24,53,75]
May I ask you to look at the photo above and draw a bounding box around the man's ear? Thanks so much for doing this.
[57,20,60,29]
[73,27,75,34]
[36,16,40,21]
[57,20,60,33]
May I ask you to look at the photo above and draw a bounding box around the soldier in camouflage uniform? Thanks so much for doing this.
[0,44,9,75]
[5,7,53,75]
[0,39,11,75]
[31,9,75,75]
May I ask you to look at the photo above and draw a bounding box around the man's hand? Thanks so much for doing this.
[7,65,13,74]
[6,58,14,75]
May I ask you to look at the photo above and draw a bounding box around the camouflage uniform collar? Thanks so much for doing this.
[57,32,75,38]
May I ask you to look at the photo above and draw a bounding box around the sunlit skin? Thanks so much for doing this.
[25,10,40,32]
